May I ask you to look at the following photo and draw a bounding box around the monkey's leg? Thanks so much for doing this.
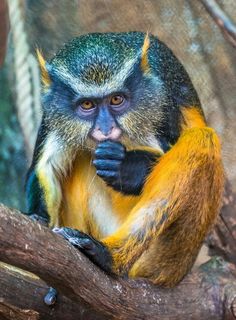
[101,127,224,285]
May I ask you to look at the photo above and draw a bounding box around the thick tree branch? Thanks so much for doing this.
[0,204,236,319]
[0,262,104,320]
[200,0,236,47]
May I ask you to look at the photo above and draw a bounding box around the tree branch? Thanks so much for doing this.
[200,0,236,48]
[0,262,104,320]
[0,204,236,319]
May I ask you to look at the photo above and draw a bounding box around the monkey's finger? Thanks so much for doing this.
[68,237,95,250]
[53,227,87,239]
[95,147,125,160]
[96,140,125,154]
[97,140,124,150]
[53,227,98,252]
[96,170,119,179]
[93,159,121,170]
[53,229,112,273]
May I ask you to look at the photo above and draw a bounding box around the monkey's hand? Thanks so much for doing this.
[93,140,158,195]
[53,227,112,273]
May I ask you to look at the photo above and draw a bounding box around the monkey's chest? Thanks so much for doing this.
[60,153,139,239]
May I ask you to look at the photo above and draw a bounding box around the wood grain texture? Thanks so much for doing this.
[0,263,105,320]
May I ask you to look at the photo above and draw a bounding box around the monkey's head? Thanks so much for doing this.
[38,32,199,152]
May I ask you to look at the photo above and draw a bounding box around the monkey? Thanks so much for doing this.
[25,32,224,302]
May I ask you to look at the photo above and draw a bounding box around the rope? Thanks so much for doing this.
[8,0,41,160]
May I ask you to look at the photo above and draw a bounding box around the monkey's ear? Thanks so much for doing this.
[140,32,150,74]
[36,48,51,87]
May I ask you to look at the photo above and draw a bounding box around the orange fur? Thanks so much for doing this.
[141,33,150,74]
[181,107,206,129]
[36,49,51,87]
[102,126,224,286]
[61,151,131,238]
[60,151,117,239]
[108,189,140,221]
[61,146,161,233]
[58,106,224,287]
[60,152,91,233]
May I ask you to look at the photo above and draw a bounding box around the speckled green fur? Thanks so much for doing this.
[49,32,200,108]
[51,33,136,85]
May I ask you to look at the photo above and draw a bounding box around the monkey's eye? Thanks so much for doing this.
[81,100,95,110]
[110,95,124,106]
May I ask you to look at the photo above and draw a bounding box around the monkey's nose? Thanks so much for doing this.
[91,126,122,142]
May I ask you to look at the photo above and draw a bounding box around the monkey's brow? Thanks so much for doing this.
[49,68,79,94]
[51,56,138,96]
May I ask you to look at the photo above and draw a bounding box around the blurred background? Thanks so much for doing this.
[0,0,236,212]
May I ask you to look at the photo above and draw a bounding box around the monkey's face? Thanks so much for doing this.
[41,33,175,152]
[75,94,126,142]
[71,80,166,149]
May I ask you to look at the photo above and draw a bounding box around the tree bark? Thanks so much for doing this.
[0,203,236,320]
[0,262,105,320]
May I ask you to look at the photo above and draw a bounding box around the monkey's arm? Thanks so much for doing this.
[24,121,50,225]
[57,126,224,286]
[93,140,159,195]
[25,168,49,225]
[25,120,65,227]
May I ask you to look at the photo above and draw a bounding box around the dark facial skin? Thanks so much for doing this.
[75,93,128,142]
[74,92,158,195]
